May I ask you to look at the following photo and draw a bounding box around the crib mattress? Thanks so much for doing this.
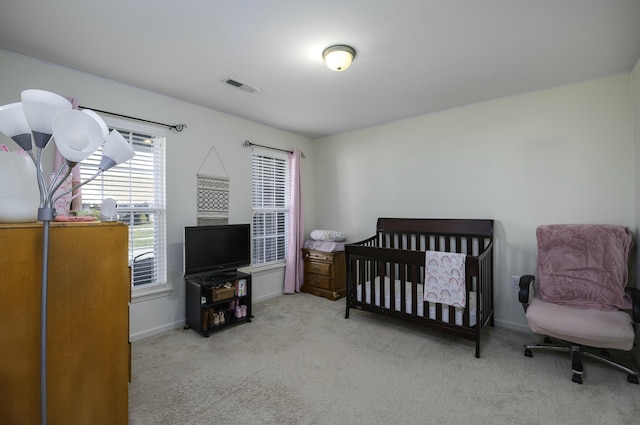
[356,276,477,326]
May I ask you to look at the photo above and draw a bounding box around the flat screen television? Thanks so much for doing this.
[184,224,251,277]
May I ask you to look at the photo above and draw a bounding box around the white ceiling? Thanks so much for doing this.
[1,0,640,139]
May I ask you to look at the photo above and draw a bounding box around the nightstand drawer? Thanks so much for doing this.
[304,273,331,290]
[304,250,334,262]
[306,261,331,276]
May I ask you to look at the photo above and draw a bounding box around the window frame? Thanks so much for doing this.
[251,147,290,268]
[78,115,167,293]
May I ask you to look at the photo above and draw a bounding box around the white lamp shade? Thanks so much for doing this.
[21,90,71,145]
[0,102,33,151]
[82,109,109,140]
[0,102,31,138]
[323,45,356,71]
[0,149,39,222]
[100,129,135,171]
[52,109,106,163]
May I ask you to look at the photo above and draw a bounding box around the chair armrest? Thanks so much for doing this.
[518,275,535,309]
[626,287,640,323]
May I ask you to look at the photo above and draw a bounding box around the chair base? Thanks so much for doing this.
[524,337,639,385]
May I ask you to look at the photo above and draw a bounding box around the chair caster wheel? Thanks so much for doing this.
[599,349,611,358]
[627,374,639,384]
[571,374,583,384]
[524,348,533,358]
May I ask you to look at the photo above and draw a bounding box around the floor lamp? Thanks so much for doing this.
[0,90,135,425]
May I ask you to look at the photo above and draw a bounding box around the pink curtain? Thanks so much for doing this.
[284,150,304,293]
[53,97,82,212]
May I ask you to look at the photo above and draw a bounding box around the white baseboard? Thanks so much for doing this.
[130,320,184,342]
[253,291,284,304]
[493,319,531,334]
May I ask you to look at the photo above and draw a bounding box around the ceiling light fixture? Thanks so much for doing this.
[323,45,356,72]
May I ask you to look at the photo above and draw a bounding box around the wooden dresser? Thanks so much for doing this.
[0,222,130,425]
[301,248,346,301]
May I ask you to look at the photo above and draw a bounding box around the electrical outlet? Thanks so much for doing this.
[511,276,520,289]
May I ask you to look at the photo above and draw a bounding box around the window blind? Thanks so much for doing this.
[79,120,167,288]
[251,149,290,265]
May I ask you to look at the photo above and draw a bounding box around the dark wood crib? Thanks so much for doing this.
[345,218,494,358]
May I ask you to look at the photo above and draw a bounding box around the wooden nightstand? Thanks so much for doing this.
[301,248,346,301]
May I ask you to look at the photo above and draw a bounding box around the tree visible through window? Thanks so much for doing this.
[79,117,166,288]
[251,149,290,266]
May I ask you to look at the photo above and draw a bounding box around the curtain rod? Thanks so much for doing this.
[79,105,187,132]
[242,140,305,158]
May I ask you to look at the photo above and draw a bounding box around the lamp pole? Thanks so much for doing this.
[38,212,52,425]
[34,149,70,425]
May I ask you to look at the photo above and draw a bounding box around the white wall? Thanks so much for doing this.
[2,48,638,338]
[632,58,640,360]
[313,74,635,331]
[634,58,640,272]
[0,50,315,340]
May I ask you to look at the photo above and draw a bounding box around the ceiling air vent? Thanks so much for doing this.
[223,78,260,93]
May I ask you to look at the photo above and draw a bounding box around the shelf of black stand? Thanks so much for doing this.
[184,270,252,337]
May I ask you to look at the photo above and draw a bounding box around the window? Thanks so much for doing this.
[79,117,167,289]
[251,148,290,266]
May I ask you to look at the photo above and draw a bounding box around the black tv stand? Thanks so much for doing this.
[184,270,252,337]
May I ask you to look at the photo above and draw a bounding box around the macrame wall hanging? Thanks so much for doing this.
[196,145,229,226]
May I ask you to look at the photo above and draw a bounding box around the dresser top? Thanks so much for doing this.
[0,221,126,229]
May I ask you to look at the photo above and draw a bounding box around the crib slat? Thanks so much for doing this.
[381,260,389,309]
[397,263,404,313]
[462,302,469,328]
[387,261,393,311]
[358,259,366,303]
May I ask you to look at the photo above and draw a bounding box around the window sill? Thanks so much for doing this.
[242,262,285,275]
[131,283,173,303]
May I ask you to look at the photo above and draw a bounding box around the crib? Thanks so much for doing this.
[345,218,494,358]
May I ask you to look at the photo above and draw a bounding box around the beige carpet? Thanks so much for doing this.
[129,293,639,425]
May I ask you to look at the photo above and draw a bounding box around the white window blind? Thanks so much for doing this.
[251,149,290,266]
[79,117,167,288]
